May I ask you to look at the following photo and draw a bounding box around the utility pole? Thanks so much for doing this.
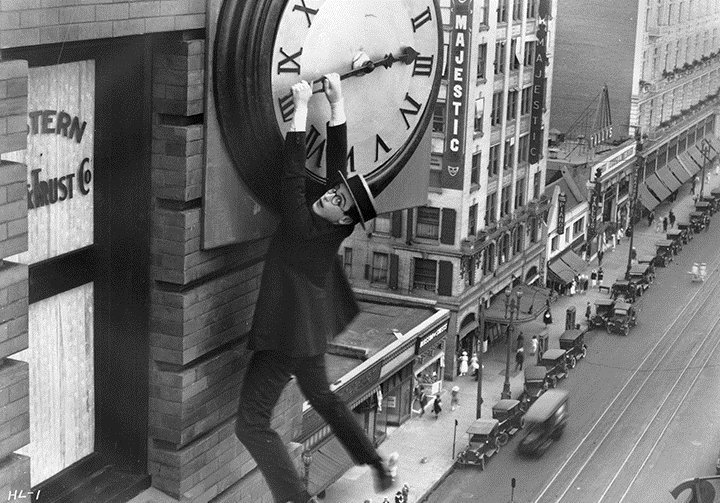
[476,300,485,418]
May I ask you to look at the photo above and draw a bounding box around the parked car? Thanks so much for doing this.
[655,240,675,267]
[710,187,720,212]
[689,211,706,233]
[695,200,714,217]
[492,399,524,445]
[588,299,615,330]
[611,279,642,303]
[667,228,688,246]
[456,418,502,469]
[517,389,569,457]
[538,349,569,388]
[676,221,694,240]
[521,365,549,410]
[559,329,588,368]
[628,263,654,291]
[606,301,638,336]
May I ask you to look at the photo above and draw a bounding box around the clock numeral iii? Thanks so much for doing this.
[278,92,294,122]
[399,93,422,130]
[411,6,432,32]
[306,125,326,166]
[277,47,302,74]
[293,0,318,28]
[375,134,392,162]
[412,55,434,77]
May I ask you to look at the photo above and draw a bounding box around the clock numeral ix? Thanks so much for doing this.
[375,134,392,162]
[399,93,422,130]
[277,47,302,74]
[293,0,319,28]
[278,91,294,122]
[306,125,326,167]
[411,6,432,32]
[412,55,434,77]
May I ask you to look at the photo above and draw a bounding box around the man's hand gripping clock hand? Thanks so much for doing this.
[322,72,346,126]
[290,80,312,132]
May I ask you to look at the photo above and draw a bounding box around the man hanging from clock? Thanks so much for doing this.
[235,71,399,503]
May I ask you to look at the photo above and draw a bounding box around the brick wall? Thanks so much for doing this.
[0,0,206,50]
[147,37,302,502]
[0,60,30,499]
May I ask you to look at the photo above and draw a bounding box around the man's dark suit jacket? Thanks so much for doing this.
[248,123,359,357]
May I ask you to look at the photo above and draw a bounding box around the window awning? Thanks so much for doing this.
[558,250,586,274]
[644,174,672,201]
[308,436,354,495]
[677,152,700,175]
[459,320,479,339]
[655,165,681,192]
[667,158,692,183]
[686,145,709,167]
[547,259,575,285]
[706,137,720,157]
[637,183,661,212]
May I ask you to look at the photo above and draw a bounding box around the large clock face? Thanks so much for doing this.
[214,0,442,211]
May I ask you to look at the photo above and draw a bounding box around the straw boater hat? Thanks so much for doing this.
[337,171,378,229]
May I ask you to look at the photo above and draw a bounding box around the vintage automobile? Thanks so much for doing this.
[695,200,714,217]
[588,299,615,330]
[710,187,720,212]
[521,366,549,410]
[517,389,569,457]
[676,221,694,241]
[655,240,675,267]
[539,349,569,388]
[559,329,588,368]
[666,230,685,251]
[637,254,661,271]
[689,211,707,233]
[610,279,642,303]
[456,418,502,469]
[628,263,654,291]
[492,399,524,445]
[606,301,638,336]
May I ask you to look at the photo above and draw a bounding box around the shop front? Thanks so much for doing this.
[414,320,448,395]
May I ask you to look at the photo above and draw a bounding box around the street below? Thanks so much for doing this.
[425,218,720,503]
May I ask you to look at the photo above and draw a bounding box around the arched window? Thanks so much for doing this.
[514,224,524,254]
[499,233,510,265]
[484,242,496,273]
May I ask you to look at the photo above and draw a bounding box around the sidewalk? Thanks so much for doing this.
[126,170,720,503]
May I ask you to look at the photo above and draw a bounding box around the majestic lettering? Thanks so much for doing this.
[27,157,92,210]
[529,1,550,164]
[28,109,87,143]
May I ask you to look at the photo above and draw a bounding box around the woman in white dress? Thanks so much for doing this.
[458,351,469,376]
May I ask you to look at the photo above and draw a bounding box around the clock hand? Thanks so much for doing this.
[311,46,419,94]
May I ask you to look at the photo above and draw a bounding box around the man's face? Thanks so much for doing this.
[312,183,355,225]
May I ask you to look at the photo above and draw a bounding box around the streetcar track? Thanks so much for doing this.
[614,323,720,502]
[535,255,720,503]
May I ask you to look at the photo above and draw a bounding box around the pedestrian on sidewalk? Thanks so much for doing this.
[692,176,697,195]
[669,210,676,228]
[648,211,655,227]
[515,346,525,371]
[395,491,404,503]
[663,216,668,232]
[451,386,460,411]
[585,301,592,321]
[516,331,525,350]
[618,226,624,240]
[655,217,662,233]
[530,336,539,356]
[432,394,442,418]
[458,351,469,376]
[598,249,604,267]
[591,269,597,288]
[543,308,553,325]
[598,267,604,289]
[470,353,480,378]
[402,484,409,502]
[569,278,577,295]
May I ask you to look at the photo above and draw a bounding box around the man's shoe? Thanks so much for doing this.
[372,452,399,492]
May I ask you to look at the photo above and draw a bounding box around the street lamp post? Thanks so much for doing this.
[626,131,644,279]
[475,299,485,418]
[501,286,523,400]
[301,450,313,492]
[700,139,710,200]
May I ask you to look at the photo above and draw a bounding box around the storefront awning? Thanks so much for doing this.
[644,174,672,201]
[546,260,575,285]
[678,152,701,175]
[637,183,661,212]
[558,250,587,275]
[458,320,479,339]
[308,436,354,495]
[706,137,720,157]
[667,158,692,183]
[686,145,709,168]
[655,165,682,192]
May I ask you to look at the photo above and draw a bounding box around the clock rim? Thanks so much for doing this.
[214,0,443,212]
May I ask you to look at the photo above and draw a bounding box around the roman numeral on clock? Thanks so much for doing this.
[375,134,392,162]
[399,93,422,129]
[293,0,319,28]
[412,55,434,76]
[306,125,326,167]
[411,6,432,32]
[277,47,302,74]
[277,91,294,122]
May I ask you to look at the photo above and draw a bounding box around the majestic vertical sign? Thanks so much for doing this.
[529,0,550,164]
[556,193,567,234]
[441,0,473,190]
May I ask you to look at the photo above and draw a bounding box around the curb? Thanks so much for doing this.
[415,463,456,503]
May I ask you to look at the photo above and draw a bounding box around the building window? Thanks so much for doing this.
[491,91,503,126]
[416,206,440,239]
[524,41,535,66]
[512,0,523,20]
[474,97,484,133]
[518,134,529,164]
[483,243,495,274]
[551,235,559,251]
[521,86,532,116]
[371,252,389,283]
[514,177,525,209]
[413,258,437,291]
[485,192,497,224]
[494,42,505,75]
[504,139,514,170]
[506,89,518,120]
[513,226,523,253]
[489,144,500,176]
[477,43,487,80]
[573,217,585,237]
[479,0,489,26]
[471,152,481,185]
[433,103,445,133]
[499,234,510,264]
[468,203,478,236]
[429,166,442,188]
[497,0,508,23]
[343,247,353,277]
[500,186,511,217]
[510,38,520,70]
[374,213,391,234]
[526,0,537,18]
